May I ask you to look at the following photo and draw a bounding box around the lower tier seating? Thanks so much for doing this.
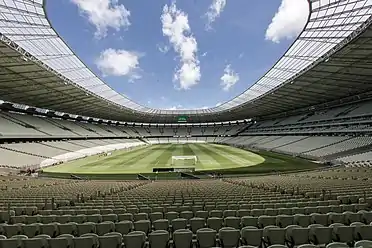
[0,139,144,169]
[0,167,369,247]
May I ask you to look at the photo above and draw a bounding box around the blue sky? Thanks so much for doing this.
[46,0,308,110]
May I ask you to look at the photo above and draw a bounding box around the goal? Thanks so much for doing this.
[171,156,197,166]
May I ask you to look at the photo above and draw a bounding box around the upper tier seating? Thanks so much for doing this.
[274,137,349,155]
[224,100,372,166]
[219,135,372,165]
[0,113,45,137]
[340,151,372,163]
[0,111,245,139]
[305,137,372,158]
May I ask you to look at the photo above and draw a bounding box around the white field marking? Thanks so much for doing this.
[125,164,154,170]
[208,147,249,165]
[198,144,245,164]
[212,146,254,164]
[128,163,154,169]
[199,159,213,164]
[224,153,251,165]
[222,150,256,164]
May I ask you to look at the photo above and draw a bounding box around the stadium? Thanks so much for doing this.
[0,0,371,247]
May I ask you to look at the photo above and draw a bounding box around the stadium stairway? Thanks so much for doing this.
[137,174,150,181]
[299,137,356,158]
[40,143,73,153]
[254,136,288,148]
[234,122,255,135]
[42,118,81,136]
[72,122,101,136]
[138,138,150,145]
[0,113,50,136]
[322,144,372,162]
[0,146,49,160]
[267,137,309,151]
[64,141,91,149]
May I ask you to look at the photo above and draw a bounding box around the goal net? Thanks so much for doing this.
[171,156,197,166]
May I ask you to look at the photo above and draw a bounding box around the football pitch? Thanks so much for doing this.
[44,143,266,174]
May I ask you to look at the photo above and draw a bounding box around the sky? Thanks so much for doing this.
[46,0,309,110]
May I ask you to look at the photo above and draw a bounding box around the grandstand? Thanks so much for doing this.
[0,0,371,247]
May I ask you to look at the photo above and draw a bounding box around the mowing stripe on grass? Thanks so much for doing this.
[183,143,194,156]
[194,144,237,169]
[171,144,186,166]
[79,146,151,168]
[178,144,196,167]
[126,145,171,169]
[188,143,217,170]
[149,144,177,167]
[208,144,264,165]
[106,146,161,169]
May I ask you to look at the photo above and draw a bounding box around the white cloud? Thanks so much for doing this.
[220,64,239,91]
[96,48,141,79]
[205,0,227,29]
[157,44,170,54]
[167,104,183,110]
[265,0,308,43]
[201,52,208,57]
[161,2,201,90]
[128,74,142,83]
[71,0,131,38]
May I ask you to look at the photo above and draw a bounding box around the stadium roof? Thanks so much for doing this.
[0,0,372,123]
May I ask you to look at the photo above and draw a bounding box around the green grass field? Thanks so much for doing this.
[44,143,265,174]
[43,143,322,176]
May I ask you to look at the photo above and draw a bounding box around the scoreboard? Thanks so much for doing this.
[177,116,189,123]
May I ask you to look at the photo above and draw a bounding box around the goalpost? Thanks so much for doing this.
[171,156,198,166]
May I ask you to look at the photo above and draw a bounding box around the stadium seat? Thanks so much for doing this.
[153,219,169,231]
[196,228,217,248]
[73,235,98,248]
[23,236,50,248]
[173,229,193,248]
[96,221,115,236]
[98,233,123,248]
[148,230,169,248]
[77,222,96,236]
[354,240,372,248]
[219,227,240,248]
[48,237,72,248]
[124,231,146,248]
[224,216,240,229]
[207,217,223,232]
[240,227,262,247]
[190,217,205,233]
[134,220,151,234]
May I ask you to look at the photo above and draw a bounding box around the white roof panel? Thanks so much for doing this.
[0,0,371,116]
